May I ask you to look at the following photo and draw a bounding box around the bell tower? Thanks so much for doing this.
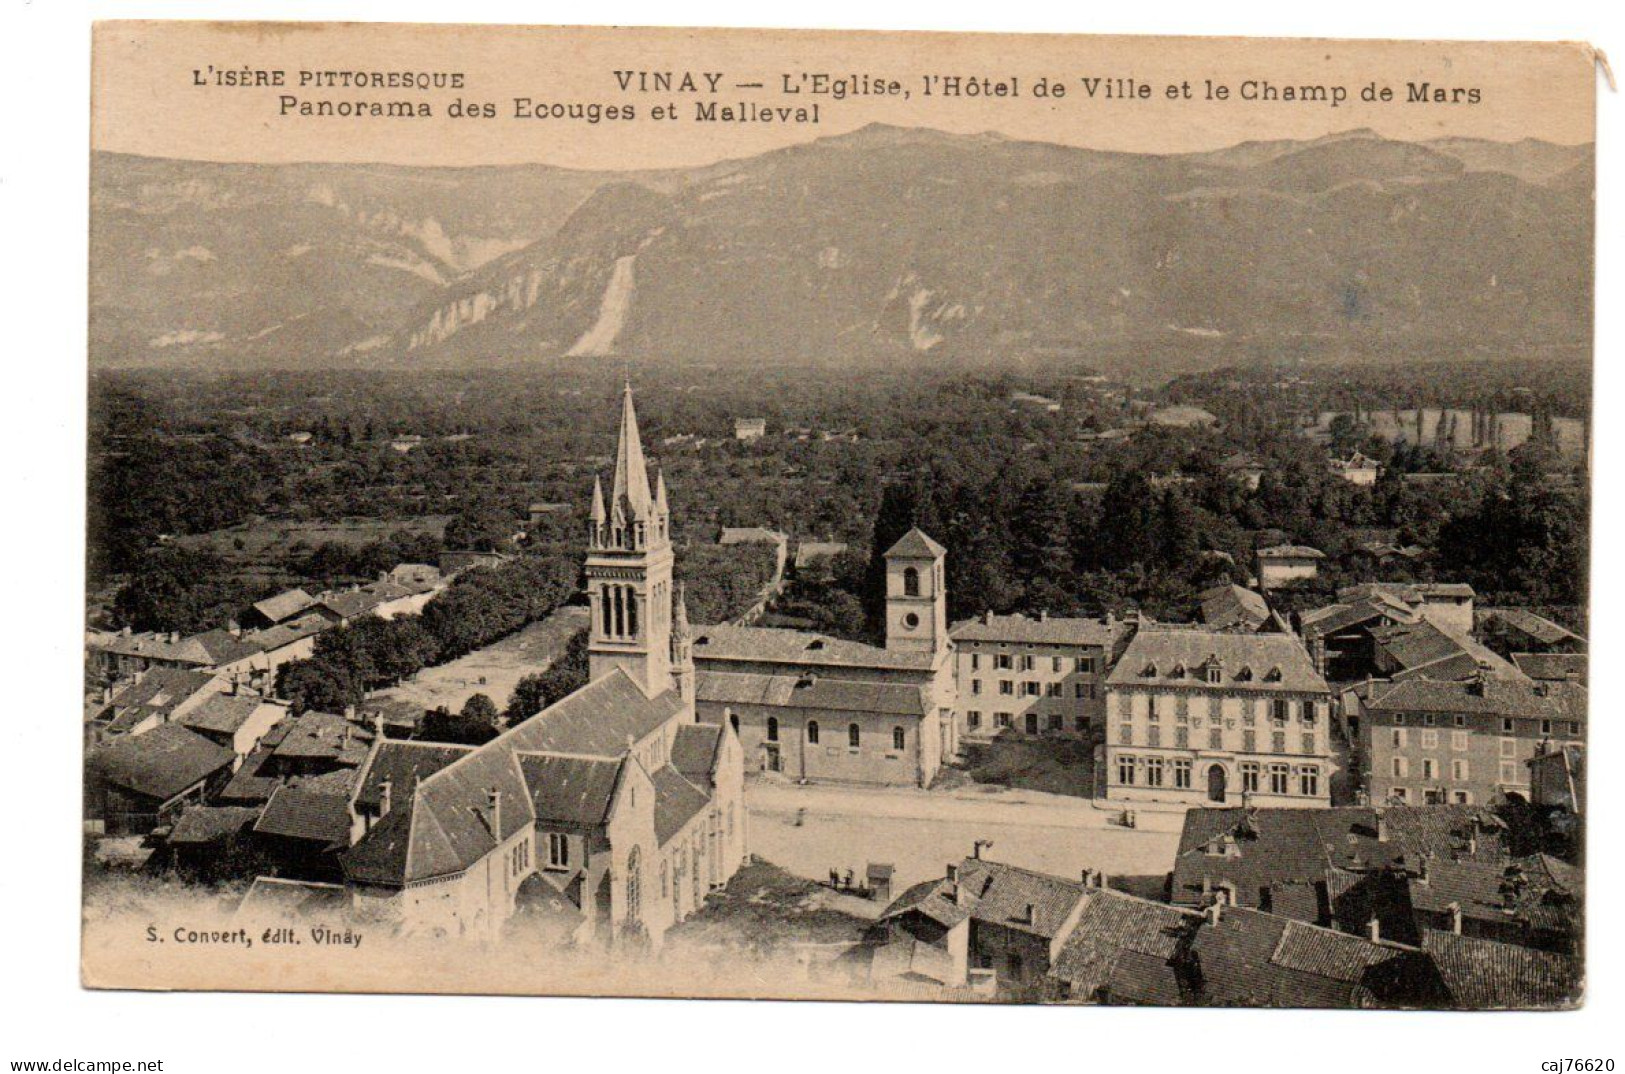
[884,527,948,654]
[585,382,674,697]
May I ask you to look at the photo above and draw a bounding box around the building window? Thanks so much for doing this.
[1273,699,1291,723]
[848,724,861,749]
[1502,717,1515,733]
[1500,738,1516,758]
[1023,681,1041,697]
[1241,762,1261,793]
[1500,761,1520,784]
[1176,726,1190,748]
[972,679,982,696]
[1392,728,1407,748]
[966,712,981,731]
[1026,712,1039,735]
[971,653,980,671]
[1452,731,1468,751]
[1241,729,1254,752]
[1271,731,1286,754]
[1049,713,1063,732]
[1423,713,1435,727]
[1118,693,1133,718]
[1268,763,1290,795]
[1148,695,1160,720]
[1000,680,1014,696]
[1208,696,1222,719]
[547,832,569,869]
[893,727,906,751]
[1395,713,1407,726]
[1300,733,1315,756]
[1173,759,1193,789]
[903,567,920,596]
[1046,682,1062,697]
[1075,683,1087,699]
[996,653,1012,671]
[625,846,642,924]
[1453,714,1467,728]
[1540,719,1553,736]
[807,720,820,744]
[1391,787,1409,803]
[1422,758,1437,780]
[1020,654,1035,672]
[1148,726,1161,747]
[1420,730,1438,750]
[1052,656,1064,673]
[1452,759,1469,781]
[997,713,1012,730]
[1146,757,1165,787]
[1243,706,1256,727]
[1298,766,1320,797]
[767,716,779,742]
[1117,756,1137,785]
[1568,721,1581,736]
[1303,703,1319,725]
[1452,791,1472,805]
[1393,757,1409,778]
[1209,727,1223,750]
[1075,656,1090,673]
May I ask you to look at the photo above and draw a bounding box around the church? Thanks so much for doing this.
[690,529,960,787]
[339,385,747,947]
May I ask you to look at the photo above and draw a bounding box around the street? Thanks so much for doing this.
[745,778,1185,897]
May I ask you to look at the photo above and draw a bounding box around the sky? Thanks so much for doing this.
[92,22,1597,170]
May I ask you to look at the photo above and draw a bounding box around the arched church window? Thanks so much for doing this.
[806,721,820,744]
[767,716,779,742]
[849,723,861,749]
[893,726,906,751]
[625,846,642,925]
[903,566,920,597]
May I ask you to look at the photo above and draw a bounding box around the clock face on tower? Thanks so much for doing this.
[903,612,920,629]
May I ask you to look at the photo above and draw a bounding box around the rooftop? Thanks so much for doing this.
[950,611,1119,647]
[87,724,235,801]
[695,670,930,716]
[691,623,935,672]
[1106,628,1328,694]
[1422,930,1580,1009]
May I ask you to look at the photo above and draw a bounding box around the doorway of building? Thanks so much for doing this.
[1207,764,1227,803]
[763,743,781,773]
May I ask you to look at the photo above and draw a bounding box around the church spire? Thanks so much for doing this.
[590,475,606,525]
[654,468,670,515]
[611,380,653,522]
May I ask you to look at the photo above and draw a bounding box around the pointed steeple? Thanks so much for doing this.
[654,468,670,515]
[611,380,653,521]
[590,475,607,525]
[673,582,691,642]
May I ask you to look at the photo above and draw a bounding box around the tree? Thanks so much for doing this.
[420,704,499,746]
[462,692,499,726]
[504,630,591,724]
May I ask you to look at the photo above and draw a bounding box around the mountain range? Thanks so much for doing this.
[90,125,1593,377]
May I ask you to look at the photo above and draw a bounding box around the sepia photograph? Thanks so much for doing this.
[69,20,1603,1013]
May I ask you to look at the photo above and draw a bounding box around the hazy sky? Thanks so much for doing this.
[93,23,1596,170]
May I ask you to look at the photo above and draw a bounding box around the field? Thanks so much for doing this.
[369,605,589,713]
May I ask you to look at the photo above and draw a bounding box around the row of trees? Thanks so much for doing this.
[275,553,578,714]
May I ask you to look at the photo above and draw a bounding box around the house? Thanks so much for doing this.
[386,563,443,591]
[1369,618,1521,683]
[692,529,958,787]
[243,588,317,629]
[876,854,1090,994]
[85,724,237,835]
[1422,930,1580,1009]
[165,805,262,871]
[175,691,289,763]
[266,709,375,781]
[254,785,355,880]
[1044,885,1200,1005]
[1476,608,1586,658]
[1254,545,1324,588]
[1403,852,1580,953]
[949,611,1122,738]
[734,418,767,441]
[1171,805,1519,943]
[234,612,330,683]
[1198,584,1272,633]
[792,540,849,578]
[86,667,223,744]
[1528,744,1584,816]
[1184,903,1447,1007]
[1328,451,1382,485]
[1511,653,1586,684]
[337,384,747,947]
[1358,675,1585,806]
[1103,627,1335,807]
[1150,405,1218,428]
[1333,581,1477,637]
[1298,593,1420,682]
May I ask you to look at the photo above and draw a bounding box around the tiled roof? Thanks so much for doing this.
[1480,608,1583,647]
[719,527,787,545]
[177,694,276,736]
[1407,855,1580,937]
[88,630,212,665]
[695,670,930,716]
[216,746,281,804]
[241,612,331,653]
[315,588,389,620]
[519,752,624,828]
[793,541,849,568]
[1171,806,1516,914]
[1106,628,1328,694]
[1049,889,1199,1004]
[271,711,374,763]
[1512,653,1587,683]
[1189,908,1439,1008]
[950,612,1119,646]
[1365,676,1585,721]
[885,528,946,559]
[95,669,219,733]
[670,723,722,784]
[1300,597,1417,639]
[651,765,712,845]
[167,805,261,845]
[1422,931,1580,1009]
[1197,585,1271,631]
[254,786,353,847]
[1370,619,1520,681]
[87,724,235,801]
[691,624,934,671]
[251,588,315,624]
[1256,545,1324,560]
[502,669,686,756]
[351,741,472,813]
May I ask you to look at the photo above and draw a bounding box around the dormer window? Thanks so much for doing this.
[1206,664,1222,685]
[1236,666,1253,682]
[1265,667,1283,683]
[1171,663,1186,679]
[1143,663,1159,678]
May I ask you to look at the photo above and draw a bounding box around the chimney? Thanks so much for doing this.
[373,710,386,741]
[229,621,242,639]
[946,863,958,884]
[984,610,994,625]
[378,777,393,819]
[1081,868,1095,887]
[488,788,503,839]
[1447,902,1463,935]
[1020,903,1036,925]
[1467,833,1478,856]
[1205,901,1223,926]
[1374,811,1388,843]
[1098,873,1110,891]
[1039,610,1049,623]
[1367,917,1381,943]
[341,725,352,750]
[1417,855,1431,884]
